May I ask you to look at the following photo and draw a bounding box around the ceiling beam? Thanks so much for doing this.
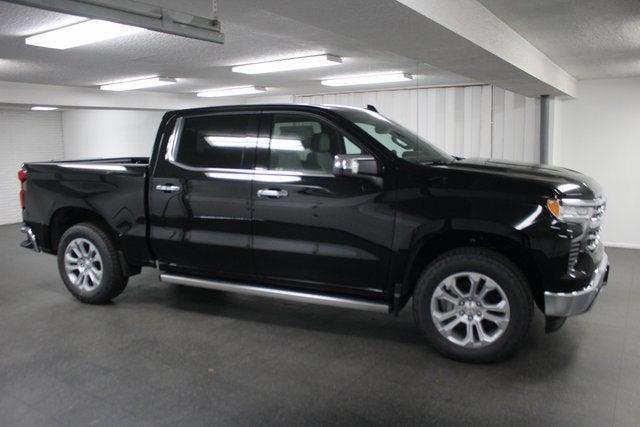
[235,0,576,97]
[394,0,576,97]
[0,80,230,110]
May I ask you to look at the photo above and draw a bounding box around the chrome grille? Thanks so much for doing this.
[585,202,606,252]
[567,198,606,273]
[568,240,581,272]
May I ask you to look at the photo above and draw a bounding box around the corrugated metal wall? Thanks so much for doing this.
[296,85,540,163]
[0,110,64,225]
[491,86,541,162]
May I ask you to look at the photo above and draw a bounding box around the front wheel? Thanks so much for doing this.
[413,248,533,363]
[57,223,128,304]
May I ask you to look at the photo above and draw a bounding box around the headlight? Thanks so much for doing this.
[546,199,595,222]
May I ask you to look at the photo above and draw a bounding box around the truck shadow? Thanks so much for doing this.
[134,278,581,379]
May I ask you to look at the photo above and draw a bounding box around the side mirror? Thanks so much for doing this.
[332,154,379,176]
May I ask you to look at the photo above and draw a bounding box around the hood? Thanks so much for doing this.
[447,158,603,199]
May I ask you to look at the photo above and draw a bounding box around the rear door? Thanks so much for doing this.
[149,111,260,280]
[251,112,396,298]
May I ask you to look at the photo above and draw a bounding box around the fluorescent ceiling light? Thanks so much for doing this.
[31,106,58,111]
[232,54,342,74]
[100,77,177,91]
[205,136,256,148]
[205,136,303,151]
[196,86,267,98]
[26,19,145,50]
[322,72,413,87]
[269,139,305,151]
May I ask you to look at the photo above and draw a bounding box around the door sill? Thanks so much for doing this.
[159,273,389,313]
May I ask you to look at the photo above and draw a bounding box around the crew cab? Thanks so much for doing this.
[19,104,609,362]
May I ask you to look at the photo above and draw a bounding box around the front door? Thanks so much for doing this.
[149,111,260,280]
[251,112,396,298]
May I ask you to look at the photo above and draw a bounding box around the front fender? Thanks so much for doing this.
[389,195,562,312]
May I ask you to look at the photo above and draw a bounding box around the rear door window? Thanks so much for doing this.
[175,113,260,169]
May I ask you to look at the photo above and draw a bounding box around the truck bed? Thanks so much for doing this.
[22,157,152,267]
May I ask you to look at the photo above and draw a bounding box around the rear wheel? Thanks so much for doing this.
[57,223,128,304]
[413,248,533,363]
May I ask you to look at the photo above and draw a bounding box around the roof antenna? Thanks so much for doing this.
[366,104,378,113]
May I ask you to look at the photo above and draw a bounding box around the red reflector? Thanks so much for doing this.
[18,168,27,209]
[18,168,27,183]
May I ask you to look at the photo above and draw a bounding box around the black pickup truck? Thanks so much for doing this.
[19,104,609,362]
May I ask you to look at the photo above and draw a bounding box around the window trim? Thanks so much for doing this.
[165,109,377,179]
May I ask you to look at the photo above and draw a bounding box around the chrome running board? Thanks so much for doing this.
[159,273,389,313]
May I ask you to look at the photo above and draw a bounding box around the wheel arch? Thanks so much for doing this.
[48,206,118,255]
[398,229,543,312]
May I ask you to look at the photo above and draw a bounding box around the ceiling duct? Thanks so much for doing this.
[6,0,224,44]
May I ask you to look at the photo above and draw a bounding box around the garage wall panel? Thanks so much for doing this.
[491,87,541,163]
[0,110,64,225]
[296,85,539,162]
[298,86,491,159]
[62,110,165,159]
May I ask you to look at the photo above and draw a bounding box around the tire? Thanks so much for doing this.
[57,222,128,304]
[412,247,533,363]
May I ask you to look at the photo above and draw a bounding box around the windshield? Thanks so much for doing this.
[338,108,454,165]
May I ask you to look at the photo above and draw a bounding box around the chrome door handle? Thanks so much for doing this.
[257,188,288,198]
[155,184,181,193]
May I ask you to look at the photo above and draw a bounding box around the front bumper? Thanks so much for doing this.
[544,252,609,317]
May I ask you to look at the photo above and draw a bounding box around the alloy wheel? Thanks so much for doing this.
[430,272,510,348]
[64,238,103,292]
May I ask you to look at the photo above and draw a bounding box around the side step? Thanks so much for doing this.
[159,273,389,313]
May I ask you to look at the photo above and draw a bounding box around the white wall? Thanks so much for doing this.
[557,77,640,248]
[62,110,165,159]
[491,87,541,162]
[0,110,64,224]
[296,85,540,162]
[245,95,294,104]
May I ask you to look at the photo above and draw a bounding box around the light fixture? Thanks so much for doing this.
[321,72,413,87]
[205,136,256,148]
[99,77,177,91]
[205,136,305,151]
[25,19,145,50]
[232,54,342,74]
[196,86,267,97]
[31,106,58,111]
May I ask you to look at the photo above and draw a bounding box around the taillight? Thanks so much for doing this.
[18,168,27,209]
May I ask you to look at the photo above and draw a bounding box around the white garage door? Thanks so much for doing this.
[0,110,64,225]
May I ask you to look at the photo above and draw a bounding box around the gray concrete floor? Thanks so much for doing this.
[1,223,639,426]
